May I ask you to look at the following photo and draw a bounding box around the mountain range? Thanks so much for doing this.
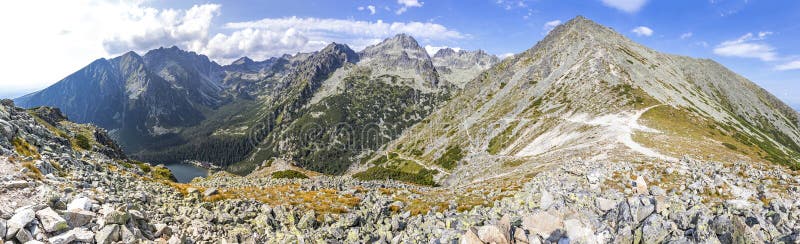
[16,16,800,184]
[15,34,499,175]
[5,16,800,243]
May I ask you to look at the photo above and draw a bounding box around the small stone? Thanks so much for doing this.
[540,189,554,210]
[513,227,529,244]
[203,188,218,197]
[35,207,68,233]
[634,176,648,195]
[564,219,593,242]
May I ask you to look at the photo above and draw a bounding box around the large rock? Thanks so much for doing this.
[103,210,130,225]
[154,224,173,238]
[522,211,563,239]
[460,227,483,244]
[6,208,35,238]
[35,207,68,233]
[477,225,510,244]
[65,209,95,227]
[563,219,594,243]
[0,218,6,240]
[15,227,34,243]
[49,228,95,244]
[95,224,120,244]
[67,197,92,211]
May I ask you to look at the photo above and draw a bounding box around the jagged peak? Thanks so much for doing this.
[231,56,254,66]
[365,33,425,52]
[320,42,359,62]
[433,48,457,58]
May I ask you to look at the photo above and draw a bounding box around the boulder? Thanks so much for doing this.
[6,208,35,238]
[95,224,120,244]
[35,207,68,233]
[596,197,617,212]
[51,228,95,244]
[563,219,594,242]
[154,224,173,238]
[0,218,6,240]
[103,210,130,225]
[15,228,34,243]
[64,209,95,227]
[460,227,483,244]
[477,225,510,244]
[67,197,92,211]
[522,211,563,239]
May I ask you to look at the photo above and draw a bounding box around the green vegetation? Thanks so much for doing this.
[151,166,177,182]
[722,142,738,151]
[434,145,464,170]
[75,134,92,150]
[487,121,519,155]
[271,170,309,179]
[353,166,438,186]
[136,162,152,173]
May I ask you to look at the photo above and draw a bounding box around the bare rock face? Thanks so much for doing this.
[358,34,441,90]
[432,48,499,88]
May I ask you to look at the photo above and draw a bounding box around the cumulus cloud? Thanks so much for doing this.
[713,32,777,61]
[680,32,693,39]
[102,4,221,54]
[631,26,654,37]
[208,17,465,63]
[396,0,423,14]
[600,0,648,13]
[358,5,376,15]
[0,1,222,93]
[499,53,515,59]
[776,61,800,71]
[543,20,562,33]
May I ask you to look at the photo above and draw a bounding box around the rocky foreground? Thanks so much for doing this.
[3,99,800,244]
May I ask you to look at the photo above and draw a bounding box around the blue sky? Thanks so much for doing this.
[1,0,799,110]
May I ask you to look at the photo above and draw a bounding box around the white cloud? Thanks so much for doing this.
[499,53,515,59]
[358,5,376,15]
[542,20,562,33]
[212,17,465,63]
[713,32,777,61]
[631,26,654,37]
[0,1,221,94]
[424,45,461,56]
[776,61,800,71]
[600,0,648,13]
[102,4,221,54]
[396,0,423,14]
[680,32,693,39]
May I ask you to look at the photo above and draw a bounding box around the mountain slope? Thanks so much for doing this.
[15,52,206,151]
[361,16,800,186]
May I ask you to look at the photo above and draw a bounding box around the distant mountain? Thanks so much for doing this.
[432,48,500,88]
[361,16,800,186]
[16,35,497,175]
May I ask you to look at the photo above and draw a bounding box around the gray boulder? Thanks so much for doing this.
[35,207,68,233]
[95,224,121,244]
[65,209,95,227]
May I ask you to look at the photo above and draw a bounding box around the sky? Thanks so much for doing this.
[0,0,799,110]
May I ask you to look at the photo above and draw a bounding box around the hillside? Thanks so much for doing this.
[360,16,800,187]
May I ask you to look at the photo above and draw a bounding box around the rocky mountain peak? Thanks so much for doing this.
[433,48,457,58]
[320,42,359,63]
[231,56,254,66]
